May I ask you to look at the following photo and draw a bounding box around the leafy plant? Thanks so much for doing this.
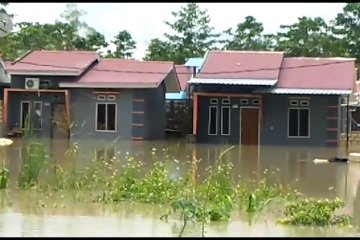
[278,198,352,226]
[18,141,50,189]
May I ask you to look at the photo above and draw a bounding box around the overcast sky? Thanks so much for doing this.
[6,3,345,60]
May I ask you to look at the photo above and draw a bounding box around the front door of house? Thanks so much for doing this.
[51,103,70,168]
[240,107,259,145]
[51,103,69,139]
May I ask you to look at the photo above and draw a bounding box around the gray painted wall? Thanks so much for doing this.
[260,94,339,147]
[144,81,166,140]
[196,93,341,147]
[8,74,168,141]
[69,88,133,141]
[7,91,65,138]
[70,84,166,141]
[10,75,77,89]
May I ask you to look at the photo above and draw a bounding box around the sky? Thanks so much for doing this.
[6,2,346,60]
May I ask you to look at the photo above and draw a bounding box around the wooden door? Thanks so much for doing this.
[240,108,259,146]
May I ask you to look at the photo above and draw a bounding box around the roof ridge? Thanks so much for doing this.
[285,57,356,61]
[36,50,98,54]
[209,50,285,54]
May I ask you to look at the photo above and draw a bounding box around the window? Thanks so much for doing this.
[290,100,299,106]
[20,101,30,129]
[288,108,310,137]
[252,99,260,105]
[96,103,116,131]
[97,95,106,101]
[208,106,218,135]
[222,99,230,105]
[33,102,42,129]
[107,95,116,101]
[20,101,42,130]
[221,106,231,135]
[240,99,248,105]
[210,99,218,104]
[300,100,309,106]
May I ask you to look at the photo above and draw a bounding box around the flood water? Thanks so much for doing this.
[1,138,360,237]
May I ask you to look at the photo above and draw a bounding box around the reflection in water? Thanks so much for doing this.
[1,138,360,236]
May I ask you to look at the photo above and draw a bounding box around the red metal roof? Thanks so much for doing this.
[277,58,356,90]
[6,50,99,75]
[197,50,284,80]
[75,59,175,87]
[175,65,192,91]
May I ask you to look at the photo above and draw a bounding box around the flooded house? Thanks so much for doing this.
[3,50,181,141]
[0,59,10,137]
[189,50,357,147]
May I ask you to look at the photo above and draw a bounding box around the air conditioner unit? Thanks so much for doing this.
[25,78,40,89]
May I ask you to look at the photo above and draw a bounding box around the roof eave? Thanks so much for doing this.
[58,82,159,89]
[189,78,277,86]
[8,70,82,76]
[255,88,352,95]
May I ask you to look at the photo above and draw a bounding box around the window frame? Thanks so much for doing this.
[33,101,43,130]
[95,102,117,132]
[208,105,218,136]
[287,107,310,138]
[20,101,30,129]
[221,106,231,136]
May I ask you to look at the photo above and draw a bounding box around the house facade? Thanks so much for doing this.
[189,51,356,147]
[5,51,180,141]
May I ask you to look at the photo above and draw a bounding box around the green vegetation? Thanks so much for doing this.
[0,139,353,237]
[279,198,352,226]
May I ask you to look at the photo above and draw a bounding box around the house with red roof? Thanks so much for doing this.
[4,50,180,140]
[189,50,357,147]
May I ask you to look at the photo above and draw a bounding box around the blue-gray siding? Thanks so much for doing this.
[7,91,65,138]
[196,93,342,147]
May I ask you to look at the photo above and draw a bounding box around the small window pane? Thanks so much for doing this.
[290,100,299,106]
[240,99,248,104]
[289,109,299,137]
[210,99,218,104]
[222,99,230,104]
[97,95,106,100]
[221,107,230,135]
[21,102,30,129]
[208,106,218,135]
[299,109,309,137]
[97,104,106,130]
[107,95,116,101]
[107,104,116,131]
[33,102,42,129]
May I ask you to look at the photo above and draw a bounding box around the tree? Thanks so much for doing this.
[144,38,173,61]
[275,16,343,57]
[106,30,136,58]
[145,3,219,64]
[222,16,275,51]
[333,3,360,62]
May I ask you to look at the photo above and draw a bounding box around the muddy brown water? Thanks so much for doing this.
[1,138,360,237]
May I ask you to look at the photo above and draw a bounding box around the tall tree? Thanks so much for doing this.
[275,16,343,57]
[145,3,219,64]
[222,16,275,51]
[106,30,136,58]
[144,38,173,61]
[333,3,360,62]
[58,3,108,51]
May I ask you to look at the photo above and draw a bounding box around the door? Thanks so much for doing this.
[240,107,260,178]
[240,107,259,146]
[51,103,70,168]
[51,103,69,139]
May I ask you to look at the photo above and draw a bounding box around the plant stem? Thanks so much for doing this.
[201,145,235,237]
[178,214,187,237]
